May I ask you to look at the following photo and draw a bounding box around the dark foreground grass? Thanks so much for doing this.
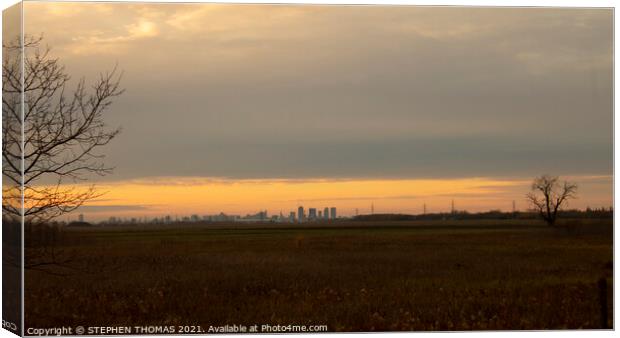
[25,219,613,331]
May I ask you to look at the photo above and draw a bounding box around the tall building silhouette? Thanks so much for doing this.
[308,208,317,220]
[298,206,305,222]
[330,207,337,219]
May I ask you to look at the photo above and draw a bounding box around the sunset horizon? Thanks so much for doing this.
[11,3,613,223]
[51,174,611,222]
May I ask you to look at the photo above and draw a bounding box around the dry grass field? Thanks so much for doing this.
[24,219,612,331]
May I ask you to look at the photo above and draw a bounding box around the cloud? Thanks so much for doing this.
[74,204,154,213]
[164,4,317,38]
[21,3,612,183]
[104,176,357,187]
[68,18,159,55]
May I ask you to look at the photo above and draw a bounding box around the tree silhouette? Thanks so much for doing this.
[2,36,122,273]
[2,36,123,224]
[526,175,577,226]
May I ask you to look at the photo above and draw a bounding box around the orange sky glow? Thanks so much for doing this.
[54,175,612,221]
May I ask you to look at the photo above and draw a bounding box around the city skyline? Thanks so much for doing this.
[14,3,613,221]
[66,198,615,224]
[59,175,612,222]
[73,205,341,224]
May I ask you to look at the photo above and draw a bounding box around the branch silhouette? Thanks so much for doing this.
[526,174,577,227]
[2,35,123,223]
[2,35,123,274]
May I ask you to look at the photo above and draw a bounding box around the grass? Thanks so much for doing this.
[24,219,612,331]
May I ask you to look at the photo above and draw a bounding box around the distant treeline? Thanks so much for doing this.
[353,208,613,222]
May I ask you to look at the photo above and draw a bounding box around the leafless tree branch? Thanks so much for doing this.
[526,174,578,226]
[2,36,122,224]
[2,35,123,274]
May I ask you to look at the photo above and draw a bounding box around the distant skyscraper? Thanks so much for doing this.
[289,212,296,223]
[308,208,317,220]
[318,210,322,218]
[324,207,329,220]
[298,206,305,222]
[330,207,337,219]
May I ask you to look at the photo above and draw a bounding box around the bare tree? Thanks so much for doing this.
[526,175,577,226]
[2,36,123,272]
[2,36,123,224]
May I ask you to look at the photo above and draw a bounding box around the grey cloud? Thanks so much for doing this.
[102,134,611,180]
[22,4,612,182]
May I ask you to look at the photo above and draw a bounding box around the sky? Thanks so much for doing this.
[13,3,614,220]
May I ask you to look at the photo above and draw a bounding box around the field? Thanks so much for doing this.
[24,219,613,332]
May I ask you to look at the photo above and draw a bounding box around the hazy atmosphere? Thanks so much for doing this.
[22,3,612,220]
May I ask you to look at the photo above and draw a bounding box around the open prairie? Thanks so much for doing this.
[25,219,612,331]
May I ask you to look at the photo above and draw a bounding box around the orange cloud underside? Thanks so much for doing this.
[27,175,614,221]
[43,176,603,220]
